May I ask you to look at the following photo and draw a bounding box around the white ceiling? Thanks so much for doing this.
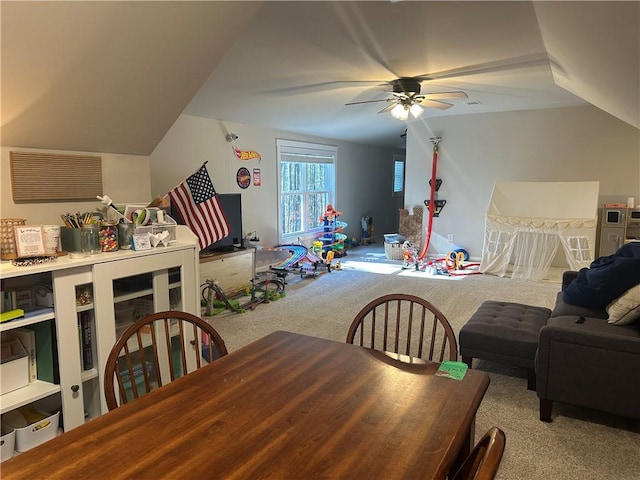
[1,1,638,155]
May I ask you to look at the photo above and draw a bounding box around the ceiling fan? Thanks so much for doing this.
[345,77,468,120]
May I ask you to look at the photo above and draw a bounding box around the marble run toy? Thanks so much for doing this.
[318,204,347,257]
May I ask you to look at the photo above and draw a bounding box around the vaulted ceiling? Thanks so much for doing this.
[1,1,638,155]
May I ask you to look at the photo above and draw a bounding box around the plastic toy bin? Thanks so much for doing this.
[11,410,60,452]
[0,428,16,462]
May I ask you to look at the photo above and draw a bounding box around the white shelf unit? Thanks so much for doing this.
[0,226,199,432]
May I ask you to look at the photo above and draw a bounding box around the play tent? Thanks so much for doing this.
[480,181,600,280]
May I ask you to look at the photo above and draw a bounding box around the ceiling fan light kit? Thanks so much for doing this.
[346,76,467,121]
[409,103,424,119]
[390,103,409,120]
[390,102,424,121]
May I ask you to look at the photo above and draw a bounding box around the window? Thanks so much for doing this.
[277,139,336,242]
[393,154,405,197]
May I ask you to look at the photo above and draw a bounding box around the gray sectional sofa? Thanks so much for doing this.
[536,270,640,421]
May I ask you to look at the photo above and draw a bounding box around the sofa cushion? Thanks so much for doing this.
[607,283,640,325]
[551,292,608,319]
[546,315,640,342]
[563,243,640,309]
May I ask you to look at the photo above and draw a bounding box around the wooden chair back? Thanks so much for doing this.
[452,427,506,480]
[346,293,458,362]
[104,310,228,411]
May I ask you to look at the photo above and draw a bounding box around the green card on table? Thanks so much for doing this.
[435,361,468,380]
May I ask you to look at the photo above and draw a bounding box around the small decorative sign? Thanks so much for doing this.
[253,168,261,186]
[236,167,251,189]
[233,147,261,162]
[14,225,46,258]
[132,234,152,251]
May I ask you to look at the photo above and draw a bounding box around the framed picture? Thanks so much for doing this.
[236,167,251,189]
[123,204,147,223]
[14,225,46,258]
[132,234,152,251]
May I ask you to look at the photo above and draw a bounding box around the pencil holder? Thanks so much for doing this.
[60,227,83,253]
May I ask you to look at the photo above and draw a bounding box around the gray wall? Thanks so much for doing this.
[405,105,640,258]
[150,115,404,248]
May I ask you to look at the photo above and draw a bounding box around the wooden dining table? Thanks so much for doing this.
[2,331,490,479]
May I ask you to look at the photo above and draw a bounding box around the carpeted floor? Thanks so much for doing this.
[204,244,640,480]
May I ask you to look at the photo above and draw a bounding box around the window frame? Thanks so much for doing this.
[393,154,406,197]
[277,139,337,244]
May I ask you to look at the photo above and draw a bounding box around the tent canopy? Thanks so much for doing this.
[480,181,600,280]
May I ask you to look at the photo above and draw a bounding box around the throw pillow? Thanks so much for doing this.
[607,283,640,325]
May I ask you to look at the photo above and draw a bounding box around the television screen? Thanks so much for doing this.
[170,193,243,252]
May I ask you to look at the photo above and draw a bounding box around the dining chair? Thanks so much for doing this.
[346,293,458,362]
[104,310,228,410]
[451,427,506,480]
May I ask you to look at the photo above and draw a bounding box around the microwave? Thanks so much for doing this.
[603,208,625,225]
[629,209,640,227]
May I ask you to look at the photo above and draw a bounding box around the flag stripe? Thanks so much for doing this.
[172,186,210,247]
[168,165,230,250]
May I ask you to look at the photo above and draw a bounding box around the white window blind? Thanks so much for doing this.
[393,155,405,196]
[277,139,337,242]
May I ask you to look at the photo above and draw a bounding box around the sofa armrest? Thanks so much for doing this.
[538,318,640,354]
[536,316,640,419]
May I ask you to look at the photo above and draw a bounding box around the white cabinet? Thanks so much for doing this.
[0,226,199,432]
[199,248,255,294]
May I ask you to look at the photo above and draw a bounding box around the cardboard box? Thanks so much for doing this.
[0,338,29,394]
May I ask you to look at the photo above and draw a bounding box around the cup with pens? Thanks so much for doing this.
[60,212,102,255]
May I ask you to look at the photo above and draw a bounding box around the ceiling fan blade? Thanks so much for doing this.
[345,98,393,106]
[421,99,453,110]
[423,91,468,100]
[378,101,399,114]
[265,80,387,96]
[415,53,553,82]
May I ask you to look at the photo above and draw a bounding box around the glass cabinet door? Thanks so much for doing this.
[93,249,198,413]
[52,266,96,429]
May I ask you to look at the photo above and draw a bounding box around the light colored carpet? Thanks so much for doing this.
[205,244,640,480]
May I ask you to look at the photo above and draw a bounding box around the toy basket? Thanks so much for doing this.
[384,241,404,261]
[1,218,26,260]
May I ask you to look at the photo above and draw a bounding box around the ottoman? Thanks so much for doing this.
[459,301,551,390]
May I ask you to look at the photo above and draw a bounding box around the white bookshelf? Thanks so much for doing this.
[0,226,199,432]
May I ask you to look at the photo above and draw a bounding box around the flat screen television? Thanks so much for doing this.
[170,193,243,253]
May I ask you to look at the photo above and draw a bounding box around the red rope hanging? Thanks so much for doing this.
[417,139,440,261]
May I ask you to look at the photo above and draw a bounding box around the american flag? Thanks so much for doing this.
[168,164,230,250]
